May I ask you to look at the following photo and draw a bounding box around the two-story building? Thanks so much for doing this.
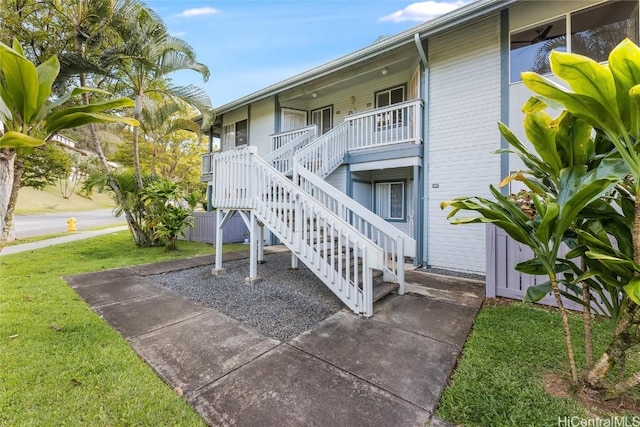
[202,0,640,315]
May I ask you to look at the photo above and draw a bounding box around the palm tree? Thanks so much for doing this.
[102,7,213,189]
[139,102,201,177]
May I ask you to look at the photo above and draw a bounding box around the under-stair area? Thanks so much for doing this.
[203,100,422,316]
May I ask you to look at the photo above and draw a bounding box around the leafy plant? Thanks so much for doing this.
[0,38,138,247]
[442,39,640,398]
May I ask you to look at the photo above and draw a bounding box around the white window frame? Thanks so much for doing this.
[223,119,248,148]
[311,105,333,135]
[374,181,405,221]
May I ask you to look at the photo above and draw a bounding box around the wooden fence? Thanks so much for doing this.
[181,211,248,244]
[485,224,610,314]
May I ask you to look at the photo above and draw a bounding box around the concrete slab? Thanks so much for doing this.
[73,275,169,307]
[130,311,279,393]
[405,270,485,299]
[290,311,458,411]
[405,282,483,309]
[128,255,216,276]
[63,267,134,288]
[374,294,478,348]
[94,294,208,338]
[190,344,430,427]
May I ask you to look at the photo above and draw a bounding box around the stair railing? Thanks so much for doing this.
[265,125,318,174]
[293,106,419,289]
[211,146,383,316]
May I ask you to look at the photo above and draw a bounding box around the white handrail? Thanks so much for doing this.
[270,125,319,151]
[211,146,382,316]
[264,125,318,174]
[293,102,420,285]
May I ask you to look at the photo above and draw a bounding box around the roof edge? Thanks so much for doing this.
[215,0,515,114]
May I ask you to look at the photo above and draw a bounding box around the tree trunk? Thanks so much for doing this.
[586,192,640,395]
[587,302,640,393]
[0,147,16,248]
[77,66,150,246]
[1,156,24,246]
[550,273,578,384]
[132,94,144,189]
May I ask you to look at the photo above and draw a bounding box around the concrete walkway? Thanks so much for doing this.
[0,226,128,256]
[64,250,484,427]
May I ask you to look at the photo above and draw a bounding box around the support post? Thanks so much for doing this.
[212,209,225,276]
[258,222,265,264]
[245,212,261,284]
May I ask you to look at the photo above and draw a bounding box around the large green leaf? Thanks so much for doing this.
[549,50,619,120]
[0,40,39,126]
[524,110,562,175]
[554,112,593,167]
[535,200,558,243]
[45,97,136,128]
[608,39,640,137]
[34,55,60,122]
[0,130,45,148]
[623,278,640,305]
[522,72,620,136]
[525,282,552,303]
[44,111,139,135]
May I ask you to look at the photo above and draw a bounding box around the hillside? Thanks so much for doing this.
[15,186,116,215]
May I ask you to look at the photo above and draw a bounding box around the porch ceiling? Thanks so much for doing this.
[280,45,419,102]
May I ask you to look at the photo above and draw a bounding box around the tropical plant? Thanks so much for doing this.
[442,39,640,399]
[0,38,138,246]
[141,178,194,251]
[102,7,213,188]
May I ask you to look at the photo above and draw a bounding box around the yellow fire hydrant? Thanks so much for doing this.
[67,217,77,232]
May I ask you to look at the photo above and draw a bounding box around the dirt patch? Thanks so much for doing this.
[482,297,519,308]
[543,373,640,415]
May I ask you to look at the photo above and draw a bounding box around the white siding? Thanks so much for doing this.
[427,14,502,273]
[325,165,347,193]
[249,97,275,157]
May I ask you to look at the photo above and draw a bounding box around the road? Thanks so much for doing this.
[13,209,124,239]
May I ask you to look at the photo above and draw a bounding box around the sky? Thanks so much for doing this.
[145,1,471,107]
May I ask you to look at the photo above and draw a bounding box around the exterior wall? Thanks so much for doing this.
[249,97,275,157]
[221,106,248,151]
[427,13,502,273]
[325,165,347,193]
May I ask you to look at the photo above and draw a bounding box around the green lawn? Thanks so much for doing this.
[0,231,246,426]
[436,302,640,426]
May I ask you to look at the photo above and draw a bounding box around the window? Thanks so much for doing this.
[375,181,405,221]
[571,1,639,62]
[223,119,248,147]
[375,85,406,127]
[510,1,640,83]
[311,105,332,135]
[510,17,566,82]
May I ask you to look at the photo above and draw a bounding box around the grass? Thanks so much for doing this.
[15,185,116,214]
[436,302,640,426]
[0,231,247,426]
[3,224,127,247]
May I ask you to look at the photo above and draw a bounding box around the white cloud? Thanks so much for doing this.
[174,7,219,18]
[379,1,470,23]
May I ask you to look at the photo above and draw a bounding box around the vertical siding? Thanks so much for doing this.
[249,97,275,157]
[427,14,502,273]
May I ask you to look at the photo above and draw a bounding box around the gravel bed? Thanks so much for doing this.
[151,252,344,342]
[419,267,485,282]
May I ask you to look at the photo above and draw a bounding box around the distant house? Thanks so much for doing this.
[202,0,639,315]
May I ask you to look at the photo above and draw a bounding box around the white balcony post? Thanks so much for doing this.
[397,235,405,295]
[245,212,261,284]
[212,208,225,276]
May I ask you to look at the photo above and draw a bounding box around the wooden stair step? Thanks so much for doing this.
[373,281,399,303]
